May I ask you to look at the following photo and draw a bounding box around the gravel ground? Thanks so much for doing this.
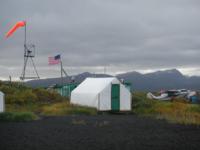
[0,115,200,150]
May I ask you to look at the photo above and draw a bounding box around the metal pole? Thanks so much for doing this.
[24,22,27,61]
[24,21,26,46]
[60,58,63,96]
[9,75,11,83]
[31,57,40,79]
[21,56,28,80]
[21,22,27,81]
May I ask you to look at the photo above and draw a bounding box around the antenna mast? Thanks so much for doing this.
[20,22,40,81]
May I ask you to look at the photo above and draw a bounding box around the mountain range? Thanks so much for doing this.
[26,69,200,91]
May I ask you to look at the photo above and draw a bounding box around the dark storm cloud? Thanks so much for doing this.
[0,0,200,79]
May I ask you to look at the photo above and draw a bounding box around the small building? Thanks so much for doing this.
[53,83,78,97]
[0,91,5,112]
[71,77,131,111]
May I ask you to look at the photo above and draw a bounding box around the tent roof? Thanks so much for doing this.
[72,77,117,94]
[0,91,4,95]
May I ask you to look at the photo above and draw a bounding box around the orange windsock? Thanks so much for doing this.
[6,21,26,38]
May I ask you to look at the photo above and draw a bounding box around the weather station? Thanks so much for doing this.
[6,21,40,81]
[20,42,39,80]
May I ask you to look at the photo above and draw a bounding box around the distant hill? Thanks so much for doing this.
[117,69,200,91]
[25,72,112,88]
[26,69,200,91]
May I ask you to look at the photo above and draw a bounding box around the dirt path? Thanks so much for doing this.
[0,115,200,150]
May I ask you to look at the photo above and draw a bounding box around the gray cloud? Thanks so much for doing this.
[0,0,200,79]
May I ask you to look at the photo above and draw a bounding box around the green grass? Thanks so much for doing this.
[2,80,200,125]
[0,112,38,122]
[133,92,200,125]
[41,101,97,116]
[0,81,97,121]
[0,81,66,105]
[6,101,97,116]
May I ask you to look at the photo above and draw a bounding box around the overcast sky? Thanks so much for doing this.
[0,0,200,80]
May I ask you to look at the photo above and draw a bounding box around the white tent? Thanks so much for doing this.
[71,77,131,111]
[0,91,5,112]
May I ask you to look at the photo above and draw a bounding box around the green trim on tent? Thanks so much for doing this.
[111,84,120,111]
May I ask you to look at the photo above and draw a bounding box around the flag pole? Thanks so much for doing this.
[60,56,63,96]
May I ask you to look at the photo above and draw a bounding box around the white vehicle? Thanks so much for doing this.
[147,89,195,101]
[147,92,171,101]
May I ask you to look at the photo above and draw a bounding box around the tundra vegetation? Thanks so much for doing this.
[0,81,200,125]
[133,92,200,125]
[0,81,96,121]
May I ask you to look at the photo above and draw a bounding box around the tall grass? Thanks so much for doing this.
[3,81,200,125]
[155,102,200,125]
[41,101,97,116]
[133,92,200,125]
[0,81,66,104]
[0,112,38,122]
[6,101,97,116]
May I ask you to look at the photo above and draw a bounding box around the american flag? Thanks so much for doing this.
[48,54,61,65]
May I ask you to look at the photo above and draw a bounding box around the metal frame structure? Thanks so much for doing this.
[20,22,40,81]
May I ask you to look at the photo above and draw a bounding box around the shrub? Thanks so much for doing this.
[33,88,66,103]
[6,90,37,104]
[0,85,16,95]
[0,81,66,104]
[0,112,38,122]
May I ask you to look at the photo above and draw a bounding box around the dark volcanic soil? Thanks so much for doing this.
[0,115,200,150]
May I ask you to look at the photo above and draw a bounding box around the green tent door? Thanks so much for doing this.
[111,84,120,111]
